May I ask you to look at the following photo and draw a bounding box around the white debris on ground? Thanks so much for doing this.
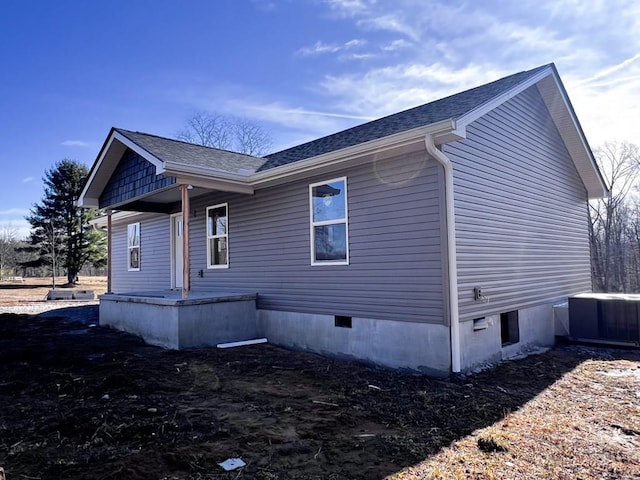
[598,368,640,378]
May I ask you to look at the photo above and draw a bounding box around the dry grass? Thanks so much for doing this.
[0,276,107,305]
[389,353,640,480]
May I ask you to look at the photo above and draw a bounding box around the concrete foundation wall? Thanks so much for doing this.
[460,303,556,370]
[100,297,558,375]
[100,294,258,349]
[257,310,451,377]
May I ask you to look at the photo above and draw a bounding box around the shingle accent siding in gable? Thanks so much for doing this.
[444,85,591,322]
[99,149,175,208]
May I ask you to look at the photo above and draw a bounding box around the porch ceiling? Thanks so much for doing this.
[113,185,208,213]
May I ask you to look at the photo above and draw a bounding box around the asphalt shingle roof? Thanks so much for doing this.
[261,64,550,171]
[114,65,550,175]
[115,129,266,175]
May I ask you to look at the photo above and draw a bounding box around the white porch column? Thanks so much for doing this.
[107,209,112,293]
[180,184,190,299]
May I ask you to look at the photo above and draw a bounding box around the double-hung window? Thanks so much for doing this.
[310,177,349,265]
[206,203,229,268]
[127,223,140,271]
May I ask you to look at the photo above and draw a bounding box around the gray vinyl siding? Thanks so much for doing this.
[444,85,591,322]
[187,153,446,324]
[110,213,171,292]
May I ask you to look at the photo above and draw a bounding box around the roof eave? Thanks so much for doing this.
[455,64,608,199]
[250,119,461,187]
[78,130,167,208]
[164,162,255,194]
[535,71,608,199]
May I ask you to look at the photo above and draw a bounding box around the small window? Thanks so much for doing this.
[206,203,228,268]
[501,310,519,346]
[310,177,349,265]
[127,223,140,271]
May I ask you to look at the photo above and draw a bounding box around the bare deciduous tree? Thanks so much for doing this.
[177,112,273,157]
[0,226,18,279]
[589,141,640,292]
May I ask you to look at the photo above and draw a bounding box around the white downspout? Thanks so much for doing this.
[425,135,461,373]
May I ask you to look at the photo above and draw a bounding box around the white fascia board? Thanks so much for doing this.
[78,134,118,207]
[251,119,459,187]
[90,211,144,228]
[454,65,607,199]
[535,75,608,198]
[455,66,553,130]
[165,163,255,194]
[113,131,165,173]
[79,197,100,208]
[78,131,167,208]
[173,174,255,195]
[164,162,253,182]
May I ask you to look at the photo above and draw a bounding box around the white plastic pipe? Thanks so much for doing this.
[425,135,461,373]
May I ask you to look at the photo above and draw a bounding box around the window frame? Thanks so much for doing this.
[127,222,140,272]
[309,176,349,266]
[206,203,229,269]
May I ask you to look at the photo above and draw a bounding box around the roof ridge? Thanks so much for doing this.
[114,128,265,160]
[262,63,553,169]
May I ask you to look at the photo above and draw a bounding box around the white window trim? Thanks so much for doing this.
[206,203,229,269]
[127,222,140,272]
[309,176,349,266]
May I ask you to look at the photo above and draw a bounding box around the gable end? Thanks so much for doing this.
[99,149,176,208]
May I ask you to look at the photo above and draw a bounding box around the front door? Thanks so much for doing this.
[172,214,183,289]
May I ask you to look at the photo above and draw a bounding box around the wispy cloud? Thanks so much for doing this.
[61,140,92,147]
[296,39,366,57]
[357,14,420,41]
[318,62,505,119]
[222,99,375,150]
[325,0,369,17]
[381,39,413,52]
[577,53,640,86]
[290,0,640,147]
[22,176,33,183]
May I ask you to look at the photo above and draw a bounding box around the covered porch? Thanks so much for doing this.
[79,128,266,349]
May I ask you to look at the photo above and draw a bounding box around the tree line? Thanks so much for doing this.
[0,160,107,286]
[589,141,640,292]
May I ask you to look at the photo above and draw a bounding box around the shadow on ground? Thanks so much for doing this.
[0,310,626,480]
[0,283,53,290]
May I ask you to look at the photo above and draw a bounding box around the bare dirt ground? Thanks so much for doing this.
[0,276,107,307]
[0,281,638,479]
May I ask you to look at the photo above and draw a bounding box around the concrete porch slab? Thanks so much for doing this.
[99,291,258,349]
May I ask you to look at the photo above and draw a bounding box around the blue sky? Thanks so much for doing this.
[1,0,638,238]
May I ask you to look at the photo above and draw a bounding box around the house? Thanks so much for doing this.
[78,63,607,376]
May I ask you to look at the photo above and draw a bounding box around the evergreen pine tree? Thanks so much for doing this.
[25,159,106,285]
